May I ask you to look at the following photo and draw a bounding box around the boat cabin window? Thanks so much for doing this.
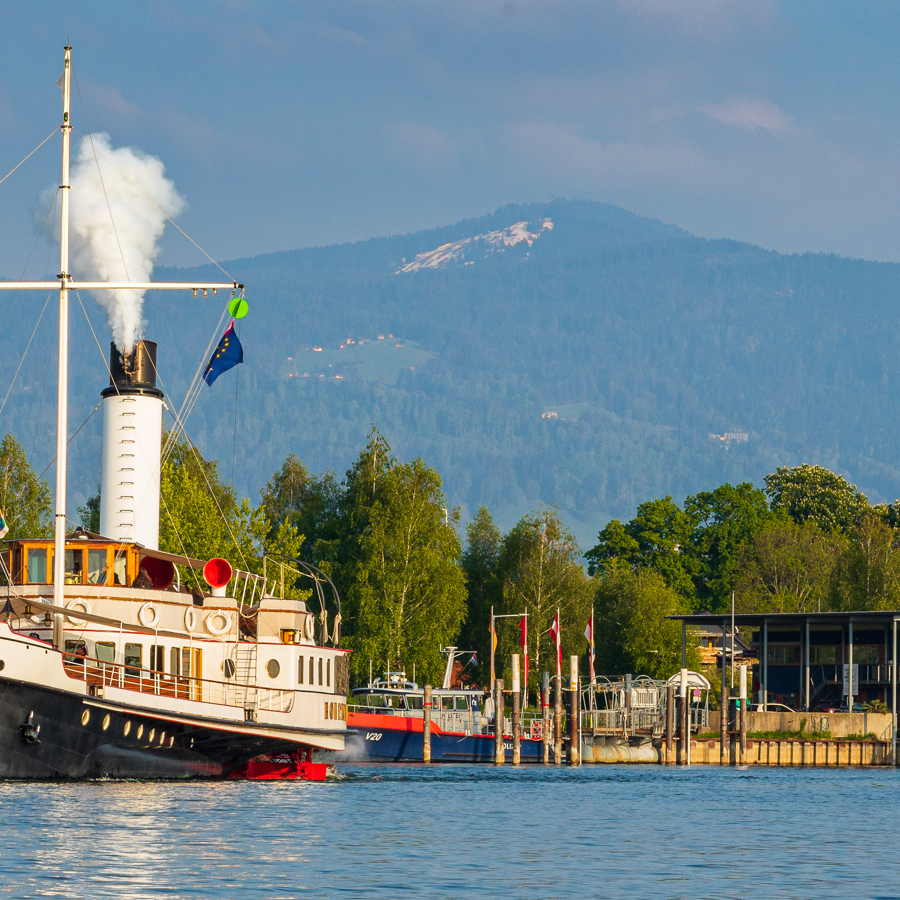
[96,642,116,664]
[113,553,127,586]
[124,643,142,675]
[26,548,48,584]
[150,646,165,673]
[64,549,84,584]
[87,548,108,585]
[298,656,304,684]
[455,696,468,711]
[407,696,423,710]
[170,647,181,676]
[440,696,456,711]
[64,639,87,664]
[281,629,298,644]
[309,657,315,685]
[364,694,385,708]
[382,695,403,709]
[326,659,331,687]
[318,657,323,686]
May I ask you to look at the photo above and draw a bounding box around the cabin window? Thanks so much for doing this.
[318,657,323,686]
[326,659,331,687]
[298,656,304,684]
[170,647,181,676]
[96,642,116,664]
[407,696,423,710]
[182,648,192,678]
[64,549,84,585]
[266,659,280,678]
[767,645,800,665]
[26,548,48,584]
[366,694,384,708]
[309,657,315,684]
[811,645,838,665]
[124,643,142,675]
[455,696,468,711]
[281,630,297,644]
[64,639,87,664]
[87,548,108,585]
[150,646,165,673]
[113,553,127,586]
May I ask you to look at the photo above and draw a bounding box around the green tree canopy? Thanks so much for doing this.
[498,509,594,692]
[0,433,51,540]
[829,513,900,611]
[764,464,871,534]
[594,563,699,680]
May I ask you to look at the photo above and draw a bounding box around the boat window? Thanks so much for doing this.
[309,656,315,685]
[87,548,108,585]
[64,549,84,585]
[298,656,304,684]
[113,553,127,586]
[281,629,297,644]
[26,548,48,584]
[407,696,423,710]
[96,641,116,664]
[366,694,385,708]
[64,639,87,664]
[441,696,455,711]
[318,657,323,686]
[455,696,468,711]
[326,658,331,687]
[124,643,142,675]
[150,646,165,673]
[170,646,181,676]
[383,695,396,709]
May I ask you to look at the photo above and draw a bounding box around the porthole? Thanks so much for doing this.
[0,660,5,671]
[266,659,280,678]
[148,729,155,743]
[123,721,132,737]
[222,659,236,679]
[101,714,111,731]
[136,724,144,740]
[81,710,90,726]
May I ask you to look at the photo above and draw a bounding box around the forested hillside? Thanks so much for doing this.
[3,199,900,547]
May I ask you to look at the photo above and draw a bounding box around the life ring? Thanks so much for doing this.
[304,614,315,641]
[64,599,92,625]
[204,610,232,636]
[184,607,198,633]
[138,602,160,629]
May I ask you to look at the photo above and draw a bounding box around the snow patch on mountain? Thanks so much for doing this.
[397,218,553,273]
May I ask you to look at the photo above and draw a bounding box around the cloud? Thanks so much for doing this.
[383,121,462,175]
[698,97,793,133]
[80,82,143,121]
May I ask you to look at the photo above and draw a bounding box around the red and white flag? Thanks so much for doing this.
[550,610,561,677]
[584,611,596,686]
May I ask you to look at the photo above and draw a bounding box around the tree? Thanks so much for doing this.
[498,509,594,694]
[78,486,100,533]
[337,433,467,685]
[685,482,780,613]
[734,520,842,614]
[458,506,503,686]
[594,563,699,680]
[829,513,900,611]
[0,433,51,540]
[764,464,870,534]
[585,496,696,599]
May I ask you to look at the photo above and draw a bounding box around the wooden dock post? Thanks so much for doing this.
[494,678,505,765]
[553,671,563,765]
[568,655,579,766]
[665,683,674,764]
[542,672,550,764]
[423,685,432,764]
[511,654,521,766]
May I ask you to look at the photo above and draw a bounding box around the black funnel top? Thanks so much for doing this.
[101,340,164,399]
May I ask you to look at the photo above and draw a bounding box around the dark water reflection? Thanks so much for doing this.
[0,765,898,899]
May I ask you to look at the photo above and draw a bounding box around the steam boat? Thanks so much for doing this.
[0,47,349,779]
[340,649,544,763]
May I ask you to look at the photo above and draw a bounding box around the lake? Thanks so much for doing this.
[0,764,897,899]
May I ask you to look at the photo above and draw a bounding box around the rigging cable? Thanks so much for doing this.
[0,129,57,189]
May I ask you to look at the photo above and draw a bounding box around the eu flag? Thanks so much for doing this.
[203,320,243,386]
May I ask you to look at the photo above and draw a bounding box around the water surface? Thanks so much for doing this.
[0,764,897,899]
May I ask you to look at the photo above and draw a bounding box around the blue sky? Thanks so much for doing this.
[3,1,900,275]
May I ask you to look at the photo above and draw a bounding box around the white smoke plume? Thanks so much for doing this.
[69,134,185,351]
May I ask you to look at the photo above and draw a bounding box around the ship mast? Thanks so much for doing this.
[52,45,72,609]
[0,45,242,637]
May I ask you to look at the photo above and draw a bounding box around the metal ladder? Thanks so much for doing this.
[236,643,258,713]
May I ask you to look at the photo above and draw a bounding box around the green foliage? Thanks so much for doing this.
[828,513,900,611]
[78,485,100,533]
[594,563,700,680]
[765,464,871,534]
[735,520,842,614]
[458,506,503,685]
[0,433,51,540]
[496,509,594,692]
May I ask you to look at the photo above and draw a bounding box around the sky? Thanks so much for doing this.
[3,1,900,277]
